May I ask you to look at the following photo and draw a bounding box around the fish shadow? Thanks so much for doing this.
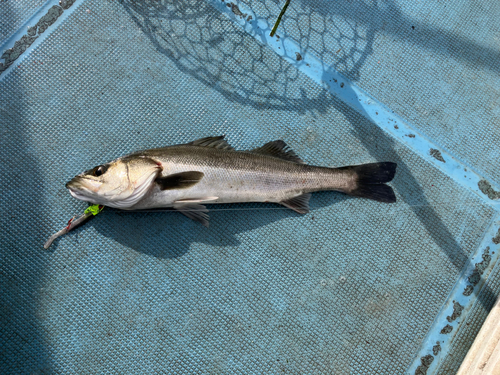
[91,192,349,259]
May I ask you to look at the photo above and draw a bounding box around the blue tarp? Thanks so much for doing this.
[1,1,499,373]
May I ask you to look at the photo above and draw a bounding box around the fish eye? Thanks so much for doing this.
[93,166,105,177]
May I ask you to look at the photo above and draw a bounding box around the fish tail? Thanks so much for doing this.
[340,162,397,203]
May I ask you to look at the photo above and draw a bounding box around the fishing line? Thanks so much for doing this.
[46,200,486,249]
[78,202,487,215]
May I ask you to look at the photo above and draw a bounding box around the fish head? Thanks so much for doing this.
[66,156,162,208]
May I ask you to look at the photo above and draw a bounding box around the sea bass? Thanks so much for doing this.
[66,136,397,226]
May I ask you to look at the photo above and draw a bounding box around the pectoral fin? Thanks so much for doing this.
[155,171,204,190]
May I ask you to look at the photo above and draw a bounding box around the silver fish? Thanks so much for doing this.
[66,136,397,226]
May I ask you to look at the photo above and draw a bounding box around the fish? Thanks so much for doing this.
[66,136,397,226]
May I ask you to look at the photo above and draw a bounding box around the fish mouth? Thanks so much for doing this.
[68,188,87,199]
[65,176,87,191]
[66,176,96,202]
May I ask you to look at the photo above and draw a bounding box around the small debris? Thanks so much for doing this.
[430,148,445,163]
[468,247,491,285]
[440,324,453,334]
[228,3,244,17]
[478,180,500,200]
[463,285,474,296]
[446,301,464,322]
[27,26,37,37]
[432,342,441,356]
[407,134,415,138]
[493,228,500,244]
[295,52,302,61]
[394,125,399,129]
[59,0,76,9]
[415,355,433,375]
[340,82,344,88]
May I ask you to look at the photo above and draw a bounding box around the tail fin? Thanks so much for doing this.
[340,162,397,203]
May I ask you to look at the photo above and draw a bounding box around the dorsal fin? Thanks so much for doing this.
[251,140,304,164]
[187,136,234,150]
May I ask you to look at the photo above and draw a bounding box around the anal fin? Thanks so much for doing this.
[280,193,311,214]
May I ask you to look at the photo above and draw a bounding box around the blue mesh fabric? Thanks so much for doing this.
[0,0,498,374]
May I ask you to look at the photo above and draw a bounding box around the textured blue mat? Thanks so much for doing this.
[0,0,45,42]
[1,1,499,374]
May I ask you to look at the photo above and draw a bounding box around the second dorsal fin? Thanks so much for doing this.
[251,140,304,164]
[187,136,234,150]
